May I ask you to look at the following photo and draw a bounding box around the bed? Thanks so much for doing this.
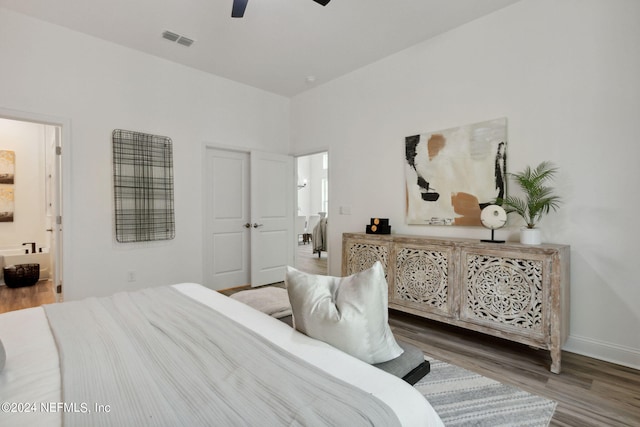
[0,283,443,426]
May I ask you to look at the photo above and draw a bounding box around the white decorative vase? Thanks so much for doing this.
[520,228,541,245]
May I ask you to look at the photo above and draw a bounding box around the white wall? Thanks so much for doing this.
[296,156,311,216]
[296,152,326,218]
[310,153,327,216]
[291,0,640,368]
[0,119,48,252]
[0,8,290,300]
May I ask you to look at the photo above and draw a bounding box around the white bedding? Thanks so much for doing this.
[0,307,61,426]
[0,283,443,426]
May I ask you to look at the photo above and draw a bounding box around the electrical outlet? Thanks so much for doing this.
[127,271,136,282]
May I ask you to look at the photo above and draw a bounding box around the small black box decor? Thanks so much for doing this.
[366,218,391,234]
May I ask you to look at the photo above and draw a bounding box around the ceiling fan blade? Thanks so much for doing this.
[232,0,328,18]
[231,0,248,18]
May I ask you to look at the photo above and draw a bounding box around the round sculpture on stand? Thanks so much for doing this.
[480,205,507,243]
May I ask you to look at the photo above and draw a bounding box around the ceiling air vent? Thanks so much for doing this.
[162,30,195,47]
[162,31,180,42]
[176,36,194,47]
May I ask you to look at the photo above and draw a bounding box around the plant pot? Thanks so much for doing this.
[520,228,541,245]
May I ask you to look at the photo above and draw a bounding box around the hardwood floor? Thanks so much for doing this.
[0,280,57,313]
[295,241,327,275]
[389,311,640,427]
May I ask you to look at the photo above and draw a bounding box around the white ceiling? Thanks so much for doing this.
[1,0,521,97]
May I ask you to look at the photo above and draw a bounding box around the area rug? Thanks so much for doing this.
[415,357,557,427]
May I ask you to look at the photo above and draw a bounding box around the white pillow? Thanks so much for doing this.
[285,261,403,364]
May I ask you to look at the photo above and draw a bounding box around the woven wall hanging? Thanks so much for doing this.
[112,129,175,242]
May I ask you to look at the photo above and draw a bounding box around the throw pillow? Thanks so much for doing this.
[285,261,403,364]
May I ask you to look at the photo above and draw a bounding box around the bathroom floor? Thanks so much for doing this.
[0,280,56,314]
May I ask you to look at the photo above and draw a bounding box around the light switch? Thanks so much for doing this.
[340,206,351,215]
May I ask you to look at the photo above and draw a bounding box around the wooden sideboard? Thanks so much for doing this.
[342,232,570,373]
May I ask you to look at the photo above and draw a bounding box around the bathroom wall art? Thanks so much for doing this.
[405,118,507,226]
[0,150,15,222]
[0,187,14,222]
[112,129,175,242]
[0,150,15,184]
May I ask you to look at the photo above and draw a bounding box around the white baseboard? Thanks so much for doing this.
[564,334,640,371]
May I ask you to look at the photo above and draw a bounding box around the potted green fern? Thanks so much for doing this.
[497,161,562,245]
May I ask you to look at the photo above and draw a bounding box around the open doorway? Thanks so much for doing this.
[0,115,63,312]
[295,151,328,275]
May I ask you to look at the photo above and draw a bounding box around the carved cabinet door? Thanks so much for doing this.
[459,248,549,342]
[343,239,391,277]
[390,243,455,318]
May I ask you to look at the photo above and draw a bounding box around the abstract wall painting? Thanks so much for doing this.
[0,150,15,222]
[405,118,506,226]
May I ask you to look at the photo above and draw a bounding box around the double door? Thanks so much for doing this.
[205,148,294,289]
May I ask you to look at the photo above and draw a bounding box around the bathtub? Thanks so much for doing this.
[0,249,51,284]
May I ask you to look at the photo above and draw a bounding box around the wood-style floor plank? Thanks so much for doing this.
[389,310,640,427]
[0,280,56,313]
[294,241,327,275]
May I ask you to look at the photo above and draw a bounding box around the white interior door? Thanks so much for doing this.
[250,151,294,287]
[204,148,250,290]
[204,148,294,289]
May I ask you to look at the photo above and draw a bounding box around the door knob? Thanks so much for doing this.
[253,223,264,228]
[243,223,251,228]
